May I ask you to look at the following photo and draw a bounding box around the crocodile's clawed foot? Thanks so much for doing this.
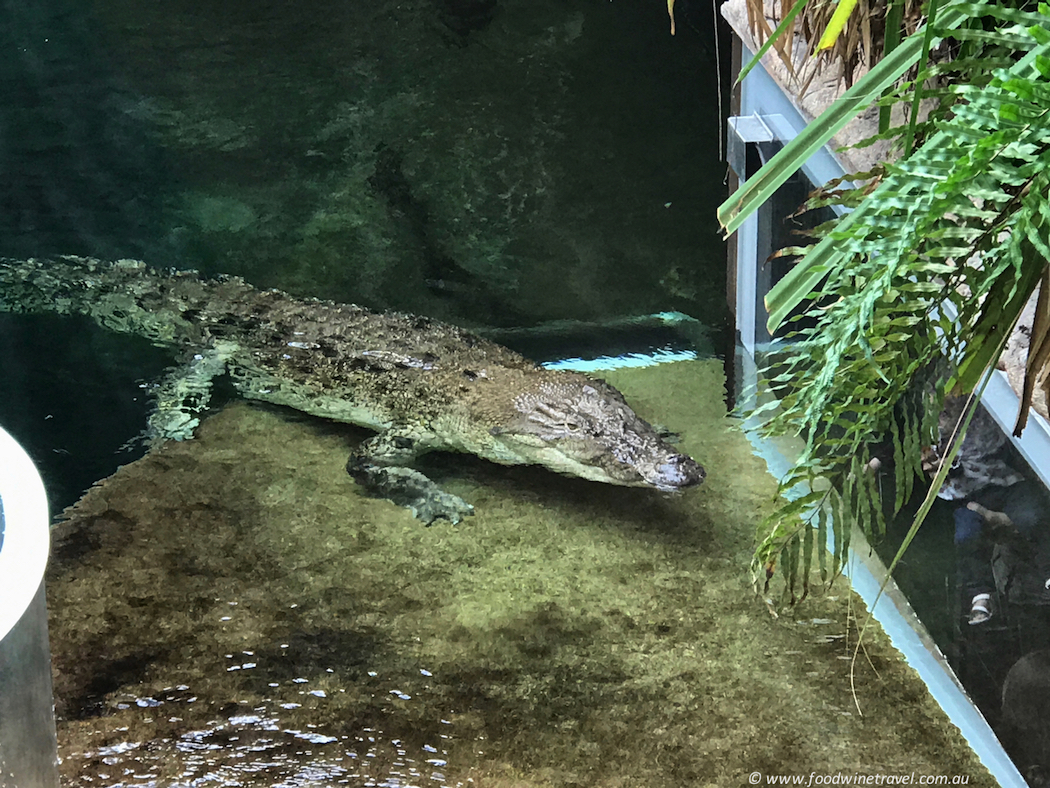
[409,486,476,525]
[347,461,474,525]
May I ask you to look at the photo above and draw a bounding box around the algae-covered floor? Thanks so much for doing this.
[47,360,993,787]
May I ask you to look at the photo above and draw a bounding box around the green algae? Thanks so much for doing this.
[46,360,993,786]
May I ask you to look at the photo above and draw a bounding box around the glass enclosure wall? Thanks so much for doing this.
[727,36,1050,786]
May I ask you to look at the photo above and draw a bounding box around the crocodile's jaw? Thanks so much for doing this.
[638,452,706,492]
[529,440,703,490]
[482,374,705,491]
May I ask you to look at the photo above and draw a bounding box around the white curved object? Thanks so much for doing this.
[0,424,49,642]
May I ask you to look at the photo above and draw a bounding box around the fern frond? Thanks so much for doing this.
[749,17,1050,599]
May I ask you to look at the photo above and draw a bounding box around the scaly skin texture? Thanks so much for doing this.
[0,256,705,522]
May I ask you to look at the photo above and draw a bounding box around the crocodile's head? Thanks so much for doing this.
[487,375,705,491]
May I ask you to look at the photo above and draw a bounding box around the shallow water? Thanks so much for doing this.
[45,362,992,786]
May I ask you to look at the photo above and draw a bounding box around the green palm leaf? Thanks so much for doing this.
[717,2,973,239]
[734,5,1050,600]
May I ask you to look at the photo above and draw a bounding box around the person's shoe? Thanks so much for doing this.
[968,593,993,625]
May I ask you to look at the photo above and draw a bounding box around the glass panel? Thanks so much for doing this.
[738,115,1050,780]
[878,401,1050,783]
[748,147,834,349]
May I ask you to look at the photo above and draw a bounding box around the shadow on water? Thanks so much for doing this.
[0,314,172,514]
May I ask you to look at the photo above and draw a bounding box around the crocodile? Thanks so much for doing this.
[0,256,705,522]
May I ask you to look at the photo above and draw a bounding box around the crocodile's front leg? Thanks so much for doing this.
[148,341,238,443]
[346,431,475,525]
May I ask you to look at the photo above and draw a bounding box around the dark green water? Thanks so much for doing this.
[2,0,731,333]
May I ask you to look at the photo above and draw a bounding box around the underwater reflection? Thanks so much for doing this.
[68,678,463,787]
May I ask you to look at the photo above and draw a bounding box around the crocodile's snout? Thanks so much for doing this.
[489,374,707,491]
[648,452,705,492]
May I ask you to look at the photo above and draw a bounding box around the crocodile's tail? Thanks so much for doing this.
[0,256,232,443]
[0,256,198,348]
